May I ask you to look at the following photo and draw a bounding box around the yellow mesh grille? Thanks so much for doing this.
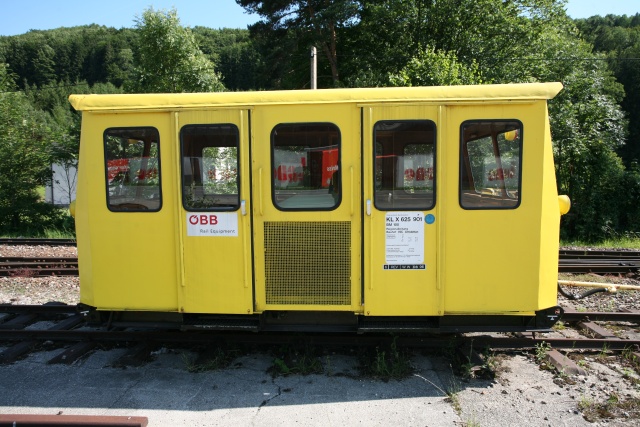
[264,221,351,305]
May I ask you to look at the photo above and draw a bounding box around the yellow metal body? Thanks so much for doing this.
[70,83,564,318]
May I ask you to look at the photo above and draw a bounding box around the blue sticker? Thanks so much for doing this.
[425,214,435,224]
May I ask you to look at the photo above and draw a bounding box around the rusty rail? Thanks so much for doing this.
[0,414,147,426]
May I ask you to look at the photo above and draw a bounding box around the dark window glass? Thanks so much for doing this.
[181,124,239,211]
[104,127,161,212]
[374,121,436,210]
[272,123,340,210]
[460,121,522,209]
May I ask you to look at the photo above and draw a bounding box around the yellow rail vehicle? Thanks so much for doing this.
[69,83,568,333]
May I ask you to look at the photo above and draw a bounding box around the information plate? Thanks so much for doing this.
[384,212,425,269]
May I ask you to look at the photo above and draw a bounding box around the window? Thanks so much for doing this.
[272,123,340,210]
[374,120,436,210]
[460,120,522,209]
[181,124,239,211]
[104,127,161,212]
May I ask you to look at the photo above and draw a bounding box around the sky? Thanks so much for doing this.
[0,0,638,37]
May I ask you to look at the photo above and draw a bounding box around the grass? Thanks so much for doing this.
[453,345,499,380]
[43,229,76,239]
[446,387,462,414]
[535,341,552,364]
[562,236,640,250]
[358,337,413,380]
[265,338,417,382]
[596,343,610,362]
[268,343,324,377]
[622,346,640,368]
[0,228,75,239]
[579,392,640,422]
[183,345,239,373]
[553,320,566,331]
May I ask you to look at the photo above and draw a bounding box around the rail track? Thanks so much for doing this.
[2,240,637,258]
[560,249,640,258]
[0,303,638,365]
[2,241,639,276]
[559,249,640,274]
[0,238,76,246]
[0,257,78,276]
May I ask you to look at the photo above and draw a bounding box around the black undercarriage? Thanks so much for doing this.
[80,305,563,334]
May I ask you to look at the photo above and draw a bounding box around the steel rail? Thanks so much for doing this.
[0,327,639,352]
[0,238,76,246]
[0,305,638,354]
[0,414,148,426]
[560,249,640,259]
[1,304,637,320]
[1,246,638,276]
[0,304,637,324]
[558,263,640,274]
[458,335,640,350]
[0,258,637,275]
[561,308,640,323]
[1,243,638,259]
[0,257,79,277]
[0,304,79,314]
[0,257,78,263]
[0,267,79,277]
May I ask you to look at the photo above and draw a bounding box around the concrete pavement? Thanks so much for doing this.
[0,346,461,426]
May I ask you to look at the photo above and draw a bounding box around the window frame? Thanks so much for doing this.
[179,123,241,212]
[373,119,437,211]
[270,122,342,212]
[103,126,162,213]
[458,119,523,210]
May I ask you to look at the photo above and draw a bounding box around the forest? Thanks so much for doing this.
[0,0,639,242]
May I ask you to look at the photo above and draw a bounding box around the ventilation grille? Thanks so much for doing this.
[264,221,351,305]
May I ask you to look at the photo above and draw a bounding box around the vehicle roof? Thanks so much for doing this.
[69,82,563,112]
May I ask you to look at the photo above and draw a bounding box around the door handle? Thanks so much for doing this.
[241,200,246,216]
[367,198,373,290]
[258,168,263,216]
[350,166,354,216]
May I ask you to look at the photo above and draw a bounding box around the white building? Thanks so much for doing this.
[45,162,77,206]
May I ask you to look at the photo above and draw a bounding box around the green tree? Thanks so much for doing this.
[389,47,483,87]
[552,84,630,241]
[0,64,67,234]
[1,32,57,86]
[236,0,361,88]
[341,0,569,87]
[193,27,262,90]
[576,14,640,165]
[530,28,630,240]
[27,80,124,207]
[129,8,225,93]
[0,26,138,90]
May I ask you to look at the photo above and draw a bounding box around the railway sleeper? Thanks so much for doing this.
[0,340,39,364]
[0,312,39,330]
[578,321,618,339]
[47,341,97,365]
[544,349,587,376]
[0,314,86,364]
[111,342,159,368]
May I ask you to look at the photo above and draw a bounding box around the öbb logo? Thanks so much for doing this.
[189,214,218,226]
